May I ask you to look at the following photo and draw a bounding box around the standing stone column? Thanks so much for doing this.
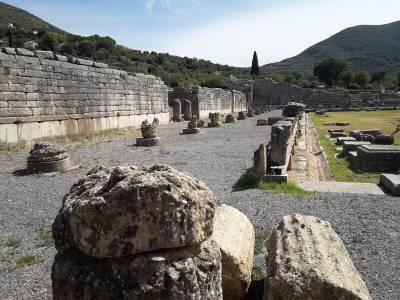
[52,165,223,299]
[182,99,192,121]
[171,99,183,122]
[254,144,267,176]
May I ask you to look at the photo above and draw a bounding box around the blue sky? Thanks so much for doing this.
[3,0,400,66]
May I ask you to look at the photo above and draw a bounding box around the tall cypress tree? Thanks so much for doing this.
[251,51,260,76]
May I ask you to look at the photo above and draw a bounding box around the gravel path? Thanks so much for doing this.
[0,112,399,299]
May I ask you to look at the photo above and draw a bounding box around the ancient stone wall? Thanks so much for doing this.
[0,48,169,144]
[231,78,400,109]
[168,86,247,119]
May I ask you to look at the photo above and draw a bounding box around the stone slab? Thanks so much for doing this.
[380,174,400,196]
[299,181,384,195]
[336,137,356,145]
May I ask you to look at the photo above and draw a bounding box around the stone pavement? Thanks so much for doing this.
[299,181,385,195]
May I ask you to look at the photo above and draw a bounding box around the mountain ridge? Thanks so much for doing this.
[262,20,400,75]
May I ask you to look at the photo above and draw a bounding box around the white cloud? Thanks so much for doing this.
[144,0,156,11]
[162,0,400,67]
[145,0,171,12]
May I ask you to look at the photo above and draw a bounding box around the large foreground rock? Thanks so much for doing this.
[264,214,371,300]
[212,205,255,300]
[52,239,223,300]
[52,165,215,258]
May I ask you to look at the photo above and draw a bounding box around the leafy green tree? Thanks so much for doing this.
[250,51,260,76]
[371,71,386,83]
[397,73,400,89]
[338,70,354,89]
[39,32,59,51]
[353,71,371,89]
[313,58,347,87]
[78,40,95,57]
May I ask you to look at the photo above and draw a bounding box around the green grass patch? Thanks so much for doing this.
[5,237,21,248]
[310,113,383,183]
[237,168,313,199]
[14,255,39,268]
[38,230,54,248]
[251,266,264,281]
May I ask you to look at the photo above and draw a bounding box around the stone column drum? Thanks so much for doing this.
[171,99,183,122]
[182,99,192,121]
[27,142,71,174]
[208,113,222,128]
[52,165,223,300]
[182,116,201,134]
[136,120,161,146]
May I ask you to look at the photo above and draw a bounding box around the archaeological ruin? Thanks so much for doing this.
[0,46,399,300]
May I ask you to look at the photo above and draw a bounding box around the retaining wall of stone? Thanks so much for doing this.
[0,48,169,144]
[230,78,400,109]
[168,86,247,119]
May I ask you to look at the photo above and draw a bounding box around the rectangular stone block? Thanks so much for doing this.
[380,174,400,196]
[17,122,41,142]
[35,50,54,59]
[3,47,17,55]
[54,54,68,62]
[60,119,79,136]
[16,48,35,56]
[74,58,94,66]
[342,141,371,155]
[93,62,109,69]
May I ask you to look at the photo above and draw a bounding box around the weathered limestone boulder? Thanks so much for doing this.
[225,114,237,123]
[182,99,192,121]
[211,205,255,300]
[140,120,157,138]
[238,111,247,120]
[254,144,267,176]
[264,214,371,300]
[282,102,306,117]
[52,239,223,300]
[27,142,71,174]
[52,165,216,258]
